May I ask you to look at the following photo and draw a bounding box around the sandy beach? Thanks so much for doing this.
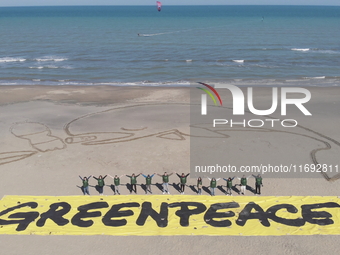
[0,85,340,254]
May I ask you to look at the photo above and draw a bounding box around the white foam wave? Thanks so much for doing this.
[304,76,326,79]
[29,66,44,69]
[315,50,340,54]
[232,59,244,63]
[291,48,310,52]
[0,57,26,63]
[35,57,68,62]
[29,65,72,69]
[186,59,192,62]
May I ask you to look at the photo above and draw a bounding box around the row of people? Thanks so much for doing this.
[79,172,263,196]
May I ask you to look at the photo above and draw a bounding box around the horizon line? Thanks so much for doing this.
[1,4,340,7]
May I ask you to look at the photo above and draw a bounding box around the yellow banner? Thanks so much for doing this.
[0,195,340,236]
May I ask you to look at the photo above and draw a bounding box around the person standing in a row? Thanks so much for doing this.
[157,171,173,194]
[126,173,140,194]
[176,172,190,194]
[141,173,155,194]
[223,176,235,196]
[197,177,202,195]
[108,174,124,195]
[238,175,251,195]
[253,174,263,195]
[93,175,107,195]
[79,175,92,195]
[207,177,220,196]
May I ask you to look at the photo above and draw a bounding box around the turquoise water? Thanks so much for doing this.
[0,5,339,86]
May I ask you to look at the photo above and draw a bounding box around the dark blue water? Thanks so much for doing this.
[0,6,339,86]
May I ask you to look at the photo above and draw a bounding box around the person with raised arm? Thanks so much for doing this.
[108,174,124,195]
[197,177,203,195]
[252,174,263,195]
[141,173,156,194]
[79,175,92,195]
[207,177,220,196]
[237,175,251,195]
[223,176,235,196]
[126,173,140,194]
[93,175,107,195]
[176,172,190,194]
[157,171,174,194]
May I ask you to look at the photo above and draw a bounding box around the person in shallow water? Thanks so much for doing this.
[93,175,107,195]
[79,175,92,195]
[176,172,190,194]
[126,173,140,194]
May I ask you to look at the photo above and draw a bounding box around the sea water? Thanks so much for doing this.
[0,5,339,86]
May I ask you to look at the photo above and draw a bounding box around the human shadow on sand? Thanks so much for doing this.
[202,186,211,195]
[188,185,198,194]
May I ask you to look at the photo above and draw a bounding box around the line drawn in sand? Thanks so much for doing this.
[63,104,194,145]
[0,151,37,166]
[10,121,66,152]
[0,103,339,181]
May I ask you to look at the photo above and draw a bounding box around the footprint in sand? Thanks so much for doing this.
[10,122,66,152]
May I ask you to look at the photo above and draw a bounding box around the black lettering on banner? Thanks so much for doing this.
[266,204,305,227]
[71,202,109,227]
[102,202,139,227]
[204,202,240,227]
[169,202,207,227]
[0,202,39,231]
[136,202,168,227]
[236,202,270,227]
[36,202,71,227]
[301,202,340,226]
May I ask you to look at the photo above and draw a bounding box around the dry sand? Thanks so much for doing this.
[0,85,339,255]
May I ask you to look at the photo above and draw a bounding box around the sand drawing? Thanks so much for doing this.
[63,104,194,145]
[0,151,37,166]
[0,122,66,166]
[0,103,339,181]
[10,121,66,152]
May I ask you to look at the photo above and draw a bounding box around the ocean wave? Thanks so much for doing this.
[1,78,340,87]
[314,49,340,54]
[34,57,68,62]
[253,64,278,69]
[291,48,310,52]
[303,76,326,79]
[29,66,44,69]
[232,59,244,63]
[0,57,26,63]
[29,65,73,69]
[46,65,58,69]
